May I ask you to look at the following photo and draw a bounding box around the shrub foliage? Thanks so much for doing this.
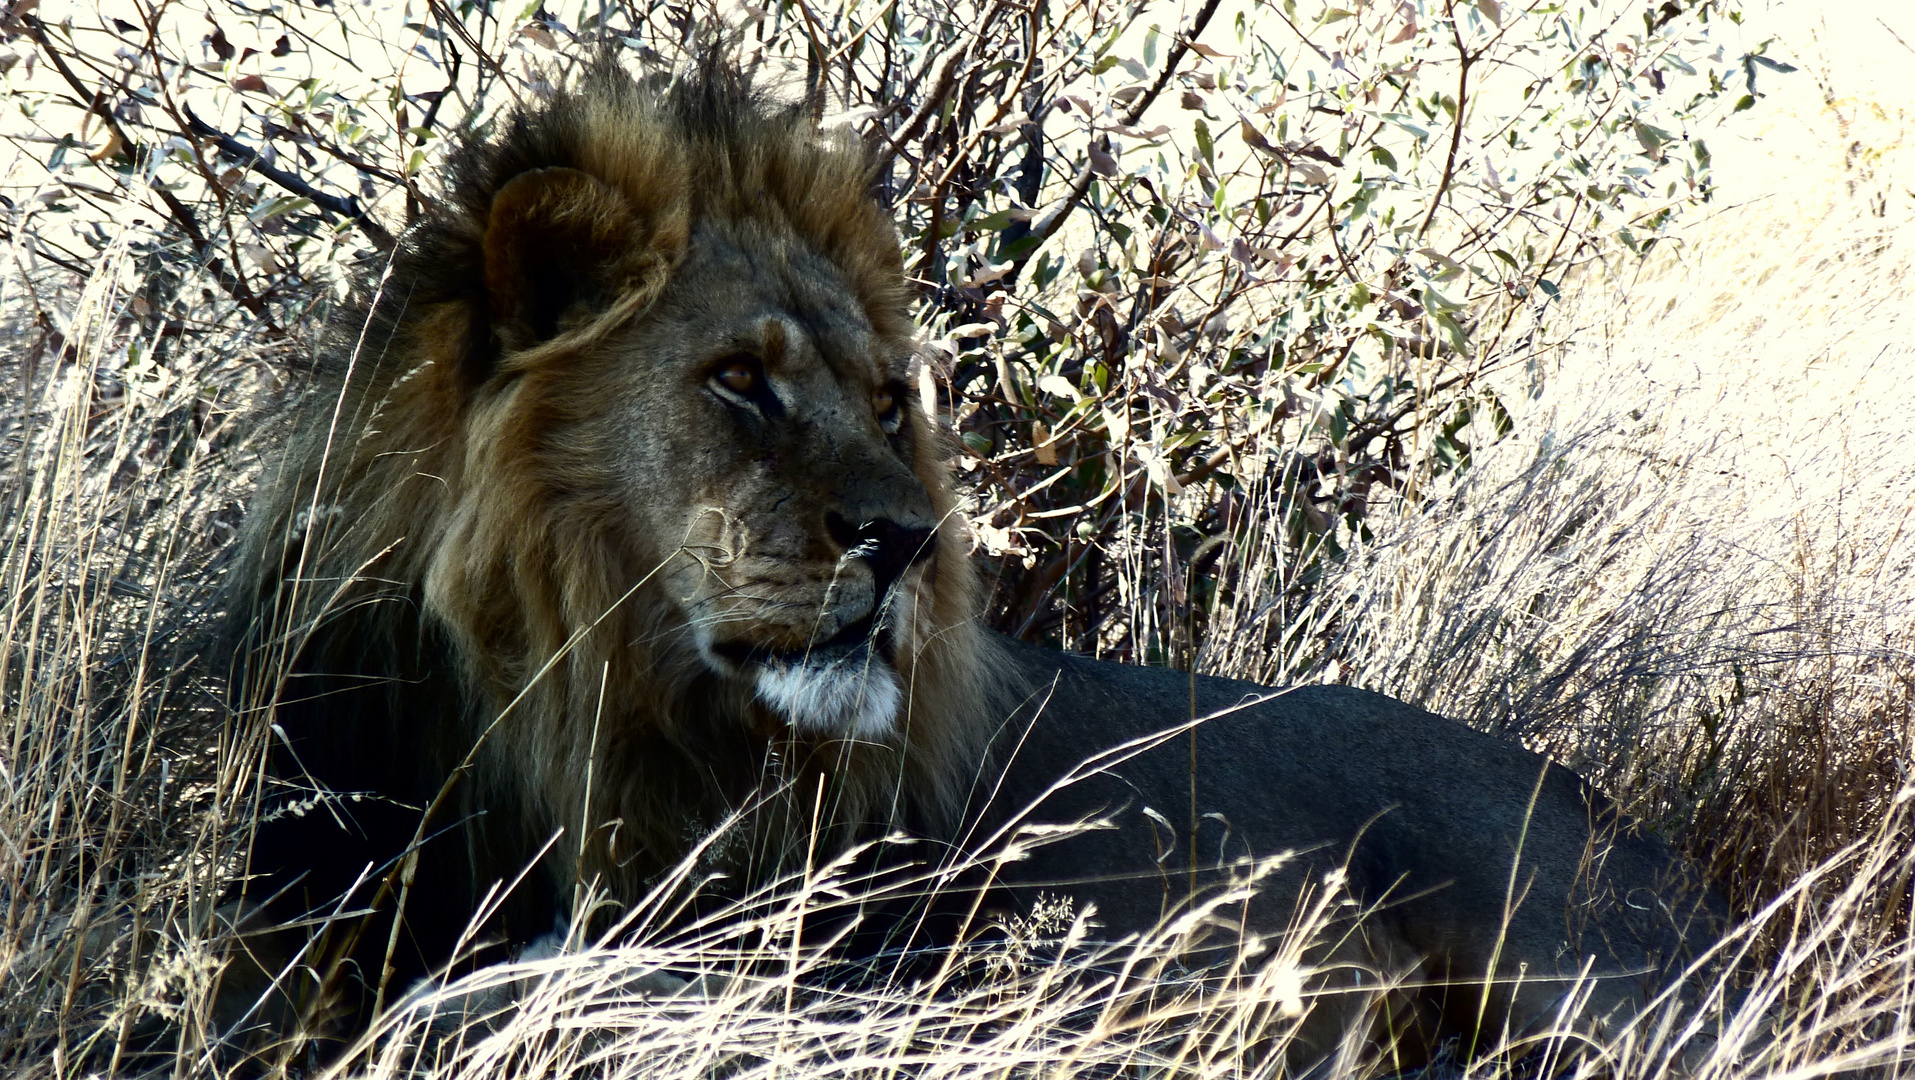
[4,0,1780,663]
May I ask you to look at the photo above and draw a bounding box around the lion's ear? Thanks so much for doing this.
[483,167,642,353]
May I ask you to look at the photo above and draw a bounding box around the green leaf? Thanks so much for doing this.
[998,234,1041,260]
[1382,113,1431,141]
[1634,121,1675,152]
[969,207,1017,232]
[1369,145,1397,171]
[1194,118,1215,165]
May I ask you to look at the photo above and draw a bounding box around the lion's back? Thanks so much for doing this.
[969,634,1726,1039]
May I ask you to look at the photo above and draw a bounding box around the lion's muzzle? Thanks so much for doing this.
[823,513,934,603]
[696,512,935,739]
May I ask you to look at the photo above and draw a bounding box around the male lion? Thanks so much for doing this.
[227,59,1726,1063]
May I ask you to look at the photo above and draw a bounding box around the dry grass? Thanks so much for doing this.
[5,34,1915,1080]
[0,239,273,1072]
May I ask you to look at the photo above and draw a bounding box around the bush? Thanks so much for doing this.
[5,0,1780,663]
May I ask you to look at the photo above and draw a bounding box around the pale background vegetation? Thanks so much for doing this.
[1,0,1912,1075]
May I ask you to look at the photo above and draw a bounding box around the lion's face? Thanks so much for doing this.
[462,160,949,744]
[611,220,938,737]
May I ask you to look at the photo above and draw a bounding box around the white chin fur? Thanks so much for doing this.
[755,655,902,738]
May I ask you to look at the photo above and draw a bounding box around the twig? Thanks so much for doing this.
[1416,0,1475,240]
[23,13,284,336]
[182,105,396,250]
[1007,0,1222,288]
[0,223,94,277]
[879,39,971,177]
[426,0,522,109]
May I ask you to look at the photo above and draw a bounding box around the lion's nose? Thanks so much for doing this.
[825,512,935,595]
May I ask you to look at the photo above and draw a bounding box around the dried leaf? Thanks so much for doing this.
[1179,90,1206,111]
[1295,143,1343,166]
[961,261,1014,288]
[1186,42,1232,59]
[916,364,938,422]
[1032,422,1058,466]
[230,73,270,94]
[87,130,125,163]
[1138,445,1184,495]
[1289,160,1330,185]
[982,112,1031,136]
[1038,375,1083,403]
[208,23,234,60]
[1088,141,1119,177]
[1475,0,1502,26]
[518,23,557,49]
[243,243,281,274]
[1230,238,1285,266]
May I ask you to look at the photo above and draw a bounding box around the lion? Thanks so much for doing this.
[223,57,1728,1065]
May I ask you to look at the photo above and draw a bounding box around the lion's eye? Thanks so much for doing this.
[714,356,762,396]
[873,386,897,423]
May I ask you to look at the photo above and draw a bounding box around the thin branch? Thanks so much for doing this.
[182,105,396,250]
[23,13,284,336]
[1007,0,1222,288]
[1416,0,1475,240]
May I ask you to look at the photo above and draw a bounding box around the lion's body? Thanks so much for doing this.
[227,59,1724,1062]
[977,638,1722,1056]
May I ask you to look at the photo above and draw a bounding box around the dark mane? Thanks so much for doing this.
[326,59,908,390]
[222,56,992,1035]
